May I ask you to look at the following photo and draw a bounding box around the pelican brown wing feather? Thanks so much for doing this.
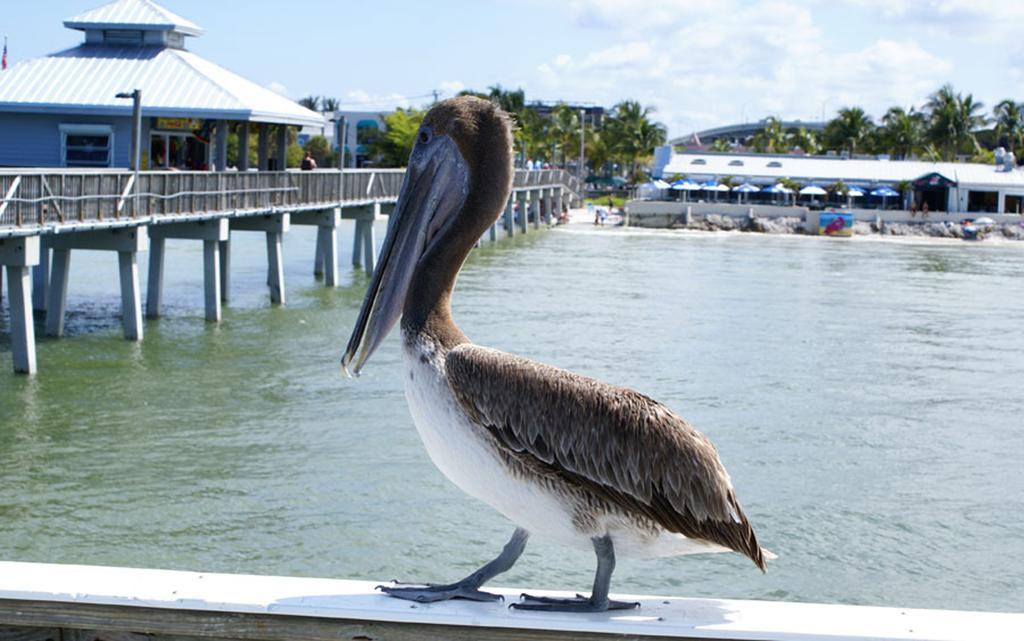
[445,343,768,571]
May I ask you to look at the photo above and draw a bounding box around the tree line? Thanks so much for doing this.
[740,84,1022,163]
[358,86,667,179]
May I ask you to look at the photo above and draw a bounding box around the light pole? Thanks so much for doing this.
[578,108,586,183]
[116,89,141,215]
[115,89,142,171]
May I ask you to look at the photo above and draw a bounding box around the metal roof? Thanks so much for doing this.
[65,0,203,37]
[659,152,1024,190]
[0,44,325,127]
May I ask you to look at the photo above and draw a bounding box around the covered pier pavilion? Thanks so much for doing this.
[0,0,325,172]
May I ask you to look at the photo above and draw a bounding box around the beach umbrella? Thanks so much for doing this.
[653,179,670,189]
[870,185,899,209]
[671,179,701,202]
[761,183,787,204]
[799,184,826,205]
[700,180,728,200]
[843,186,864,208]
[733,182,759,203]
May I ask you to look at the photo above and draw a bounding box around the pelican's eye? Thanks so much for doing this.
[419,129,430,145]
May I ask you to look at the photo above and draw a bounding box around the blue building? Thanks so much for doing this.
[0,0,323,170]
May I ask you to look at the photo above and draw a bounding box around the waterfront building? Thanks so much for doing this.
[0,0,323,170]
[653,148,1024,214]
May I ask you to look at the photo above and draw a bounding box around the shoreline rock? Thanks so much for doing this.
[669,215,1024,240]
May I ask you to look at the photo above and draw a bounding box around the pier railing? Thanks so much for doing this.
[0,168,581,232]
[0,562,1019,641]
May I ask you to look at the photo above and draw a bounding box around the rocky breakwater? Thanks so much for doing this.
[677,214,1024,240]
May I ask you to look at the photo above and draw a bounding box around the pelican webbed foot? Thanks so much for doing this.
[510,533,639,613]
[512,593,640,612]
[377,528,528,605]
[378,581,503,603]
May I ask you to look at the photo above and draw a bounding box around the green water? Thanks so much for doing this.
[1,223,1022,613]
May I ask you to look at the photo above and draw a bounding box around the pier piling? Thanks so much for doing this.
[0,236,40,373]
[45,227,147,341]
[230,214,290,305]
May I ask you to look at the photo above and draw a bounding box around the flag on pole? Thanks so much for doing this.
[2,36,8,71]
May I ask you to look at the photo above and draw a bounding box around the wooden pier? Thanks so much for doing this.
[0,168,579,374]
[0,562,1019,641]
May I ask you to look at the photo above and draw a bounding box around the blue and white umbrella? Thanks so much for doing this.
[733,183,760,193]
[845,186,865,197]
[671,180,702,191]
[799,185,827,196]
[870,185,899,209]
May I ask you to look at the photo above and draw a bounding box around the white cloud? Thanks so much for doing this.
[537,0,958,136]
[341,89,414,110]
[266,81,289,97]
[439,80,465,97]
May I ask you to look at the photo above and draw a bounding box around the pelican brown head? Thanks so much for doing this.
[342,96,514,374]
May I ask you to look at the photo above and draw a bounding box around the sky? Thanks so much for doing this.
[3,0,1022,140]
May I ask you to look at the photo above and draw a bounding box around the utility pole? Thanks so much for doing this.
[116,89,142,213]
[579,108,586,182]
[432,89,440,104]
[116,89,142,171]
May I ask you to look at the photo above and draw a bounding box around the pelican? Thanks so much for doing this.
[342,96,771,613]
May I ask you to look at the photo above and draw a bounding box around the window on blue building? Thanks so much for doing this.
[60,124,114,167]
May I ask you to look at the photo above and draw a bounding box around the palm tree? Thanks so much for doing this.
[709,137,732,152]
[549,103,581,167]
[321,97,340,112]
[925,84,987,161]
[993,99,1024,152]
[880,107,925,159]
[750,117,788,153]
[298,95,321,111]
[604,100,666,178]
[825,107,874,155]
[789,127,818,155]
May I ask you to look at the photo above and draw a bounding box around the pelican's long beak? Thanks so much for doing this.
[341,135,469,375]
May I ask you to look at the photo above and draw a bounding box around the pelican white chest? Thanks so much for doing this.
[401,334,585,549]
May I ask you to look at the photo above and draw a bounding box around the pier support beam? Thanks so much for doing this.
[555,187,563,223]
[219,239,230,302]
[31,237,49,312]
[532,189,541,229]
[148,219,230,322]
[275,125,288,171]
[237,122,250,172]
[519,191,529,234]
[231,214,290,305]
[45,227,147,341]
[345,204,380,273]
[213,121,228,171]
[258,124,270,171]
[505,194,515,238]
[291,208,340,287]
[0,236,40,374]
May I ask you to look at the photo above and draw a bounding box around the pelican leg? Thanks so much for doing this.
[513,535,640,612]
[379,528,529,604]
